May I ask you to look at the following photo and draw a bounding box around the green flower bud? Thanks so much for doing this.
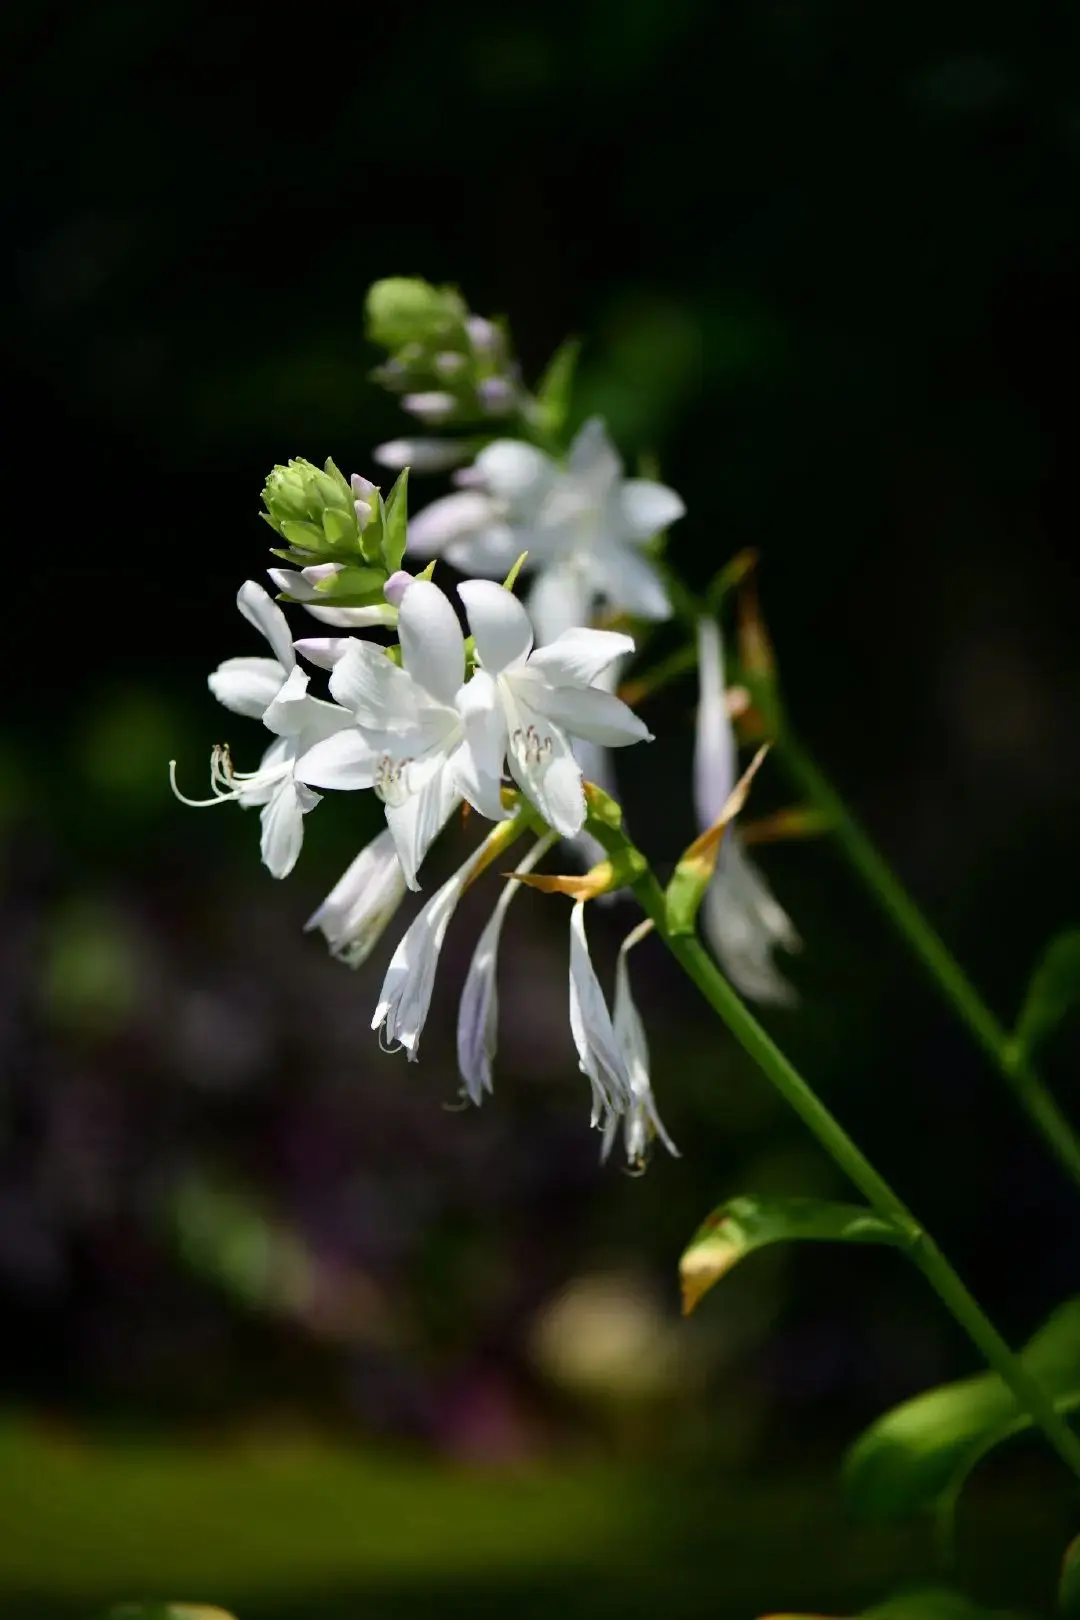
[366,278,467,350]
[262,457,363,563]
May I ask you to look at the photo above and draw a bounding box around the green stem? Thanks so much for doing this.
[626,863,1080,1484]
[777,730,1080,1193]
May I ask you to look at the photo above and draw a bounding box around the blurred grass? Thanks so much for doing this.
[0,1422,1069,1620]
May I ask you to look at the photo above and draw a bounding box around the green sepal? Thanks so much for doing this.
[381,467,410,574]
[844,1296,1080,1523]
[321,506,359,548]
[679,1194,908,1316]
[280,519,328,553]
[311,565,386,603]
[1009,927,1080,1066]
[533,337,581,443]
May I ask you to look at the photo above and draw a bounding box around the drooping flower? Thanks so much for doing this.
[455,581,653,838]
[170,581,353,878]
[408,418,685,643]
[567,900,634,1128]
[605,921,678,1169]
[456,832,557,1105]
[306,827,407,967]
[694,617,799,1004]
[296,578,470,889]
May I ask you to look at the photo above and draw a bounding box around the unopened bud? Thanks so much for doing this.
[402,391,457,424]
[466,315,500,354]
[435,350,467,377]
[301,562,343,586]
[351,473,377,501]
[478,376,516,415]
[384,570,414,607]
[374,437,475,473]
[365,278,467,349]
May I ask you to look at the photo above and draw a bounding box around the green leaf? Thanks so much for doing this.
[1010,928,1080,1063]
[381,466,410,574]
[844,1297,1080,1523]
[533,337,581,442]
[1061,1535,1080,1614]
[679,1194,907,1316]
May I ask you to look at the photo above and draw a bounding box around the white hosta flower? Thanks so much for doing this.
[456,580,652,838]
[456,832,557,1106]
[605,921,678,1169]
[695,617,800,1004]
[568,900,634,1128]
[170,581,353,879]
[408,417,685,644]
[296,578,470,890]
[372,824,505,1061]
[267,567,398,631]
[306,827,407,967]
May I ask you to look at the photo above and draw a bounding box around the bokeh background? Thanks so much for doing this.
[3,1,1080,1615]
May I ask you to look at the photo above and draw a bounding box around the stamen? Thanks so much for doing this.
[377,1024,404,1056]
[168,757,239,808]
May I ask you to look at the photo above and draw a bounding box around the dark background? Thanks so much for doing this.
[2,1,1080,1615]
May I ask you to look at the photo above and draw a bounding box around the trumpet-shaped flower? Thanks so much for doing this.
[694,617,799,1004]
[296,578,470,890]
[306,827,407,967]
[456,581,653,838]
[456,833,557,1105]
[171,581,353,878]
[408,418,685,644]
[568,900,634,1128]
[605,922,678,1169]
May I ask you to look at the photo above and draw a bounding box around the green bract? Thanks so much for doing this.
[261,459,410,601]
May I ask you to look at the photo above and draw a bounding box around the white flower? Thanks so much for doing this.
[374,438,475,473]
[306,827,407,967]
[604,921,678,1169]
[694,616,799,1004]
[296,578,470,890]
[170,581,353,879]
[455,580,653,839]
[456,832,557,1105]
[568,900,634,1128]
[408,417,685,643]
[267,567,398,631]
[372,824,504,1061]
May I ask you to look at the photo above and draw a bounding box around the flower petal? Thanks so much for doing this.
[453,669,510,821]
[261,665,312,736]
[474,439,555,509]
[293,636,351,670]
[306,827,406,967]
[617,479,686,542]
[238,580,295,671]
[524,563,590,646]
[566,417,621,493]
[592,545,671,621]
[295,728,379,791]
[407,491,495,555]
[374,438,474,472]
[372,872,462,1060]
[398,579,465,706]
[518,680,652,749]
[384,756,461,890]
[259,777,312,878]
[568,900,633,1123]
[693,617,736,827]
[528,627,636,688]
[503,694,585,838]
[208,656,286,718]
[458,580,533,674]
[329,639,420,728]
[267,567,317,601]
[303,602,398,629]
[703,836,800,1006]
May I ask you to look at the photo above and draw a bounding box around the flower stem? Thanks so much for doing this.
[624,860,1080,1483]
[776,729,1080,1194]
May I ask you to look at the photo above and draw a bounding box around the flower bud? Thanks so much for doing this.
[374,437,476,473]
[261,457,362,561]
[384,569,413,607]
[402,391,457,424]
[365,278,467,349]
[478,376,516,416]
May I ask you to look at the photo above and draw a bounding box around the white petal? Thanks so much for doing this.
[303,602,398,629]
[267,567,318,602]
[592,545,671,621]
[328,639,420,728]
[474,439,555,509]
[453,670,510,821]
[384,757,461,890]
[524,564,590,647]
[398,579,465,706]
[693,617,736,827]
[568,900,633,1122]
[259,777,311,878]
[703,838,800,1007]
[371,873,461,1060]
[455,832,555,1105]
[612,932,678,1164]
[444,523,526,577]
[261,665,312,737]
[528,627,636,687]
[407,491,495,555]
[517,679,652,749]
[374,438,473,472]
[295,728,378,791]
[208,656,286,718]
[295,695,358,749]
[306,828,406,967]
[237,580,295,672]
[617,479,686,542]
[502,692,585,838]
[566,417,622,493]
[458,580,533,674]
[293,636,351,670]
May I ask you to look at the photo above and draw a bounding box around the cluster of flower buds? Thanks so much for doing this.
[366,278,526,473]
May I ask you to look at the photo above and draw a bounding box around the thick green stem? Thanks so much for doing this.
[626,862,1080,1483]
[776,731,1080,1193]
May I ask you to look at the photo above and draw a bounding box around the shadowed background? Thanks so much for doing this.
[2,0,1079,1615]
